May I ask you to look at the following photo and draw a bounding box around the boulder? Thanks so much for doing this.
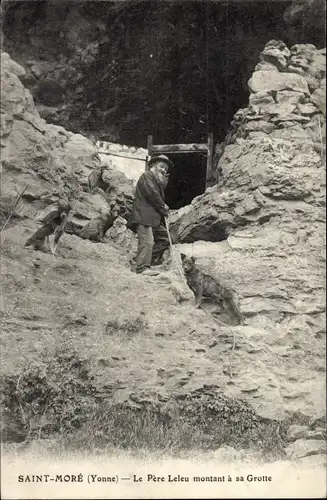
[276,90,305,107]
[307,50,326,80]
[243,120,275,134]
[271,114,310,123]
[310,80,326,115]
[287,424,310,441]
[285,439,326,459]
[248,71,309,94]
[102,167,135,216]
[1,52,26,78]
[259,40,291,70]
[304,75,321,92]
[295,454,327,468]
[249,92,275,107]
[297,103,320,115]
[1,51,112,231]
[289,44,316,72]
[255,61,279,72]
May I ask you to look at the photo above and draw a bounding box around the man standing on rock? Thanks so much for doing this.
[128,155,173,275]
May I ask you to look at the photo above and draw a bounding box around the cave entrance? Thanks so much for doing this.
[165,152,207,209]
[147,133,214,209]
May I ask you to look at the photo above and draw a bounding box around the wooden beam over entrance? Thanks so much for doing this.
[152,143,208,154]
[146,133,214,187]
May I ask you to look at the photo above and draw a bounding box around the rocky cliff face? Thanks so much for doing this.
[0,29,326,465]
[1,51,134,234]
[172,40,326,239]
[2,0,325,146]
[170,39,326,425]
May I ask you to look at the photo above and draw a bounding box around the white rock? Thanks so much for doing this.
[249,71,309,95]
[287,424,310,440]
[285,439,326,459]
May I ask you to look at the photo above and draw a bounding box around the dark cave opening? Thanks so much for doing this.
[2,0,325,209]
[165,153,207,210]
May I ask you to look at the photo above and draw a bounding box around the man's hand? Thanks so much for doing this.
[163,204,169,217]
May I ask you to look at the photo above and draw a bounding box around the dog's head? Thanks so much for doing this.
[181,254,196,273]
[108,201,120,220]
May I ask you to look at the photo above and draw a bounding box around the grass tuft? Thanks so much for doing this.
[0,350,308,461]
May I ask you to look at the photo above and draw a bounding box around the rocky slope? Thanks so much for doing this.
[0,52,134,232]
[1,48,326,464]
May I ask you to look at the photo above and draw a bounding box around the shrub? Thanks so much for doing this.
[1,351,96,442]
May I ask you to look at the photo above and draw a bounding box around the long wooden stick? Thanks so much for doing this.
[318,115,324,156]
[164,216,186,283]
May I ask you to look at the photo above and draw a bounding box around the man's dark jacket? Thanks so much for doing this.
[129,170,168,229]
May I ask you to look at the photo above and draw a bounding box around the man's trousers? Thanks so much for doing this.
[135,223,170,273]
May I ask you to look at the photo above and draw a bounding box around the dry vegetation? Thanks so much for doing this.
[1,346,300,462]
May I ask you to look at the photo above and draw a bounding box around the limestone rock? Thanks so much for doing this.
[307,50,326,80]
[271,114,310,123]
[263,93,303,116]
[288,65,308,76]
[306,430,326,440]
[287,424,310,440]
[303,114,326,143]
[102,167,135,216]
[269,126,311,141]
[310,80,326,115]
[243,120,275,134]
[285,439,326,459]
[276,90,305,108]
[171,135,322,241]
[297,103,320,115]
[260,40,290,70]
[295,454,327,468]
[162,271,195,304]
[1,51,111,229]
[289,44,316,73]
[304,75,321,92]
[1,52,26,78]
[249,92,275,107]
[248,71,309,94]
[170,41,325,422]
[255,61,279,72]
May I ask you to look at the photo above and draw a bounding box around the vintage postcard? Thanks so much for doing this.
[1,0,326,498]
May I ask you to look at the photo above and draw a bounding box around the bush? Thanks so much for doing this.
[1,352,289,461]
[1,351,96,442]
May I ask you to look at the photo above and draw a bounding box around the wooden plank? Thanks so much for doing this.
[146,135,153,170]
[147,135,153,155]
[145,155,150,171]
[206,132,214,186]
[152,143,208,153]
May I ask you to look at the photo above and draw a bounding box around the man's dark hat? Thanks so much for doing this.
[148,154,174,170]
